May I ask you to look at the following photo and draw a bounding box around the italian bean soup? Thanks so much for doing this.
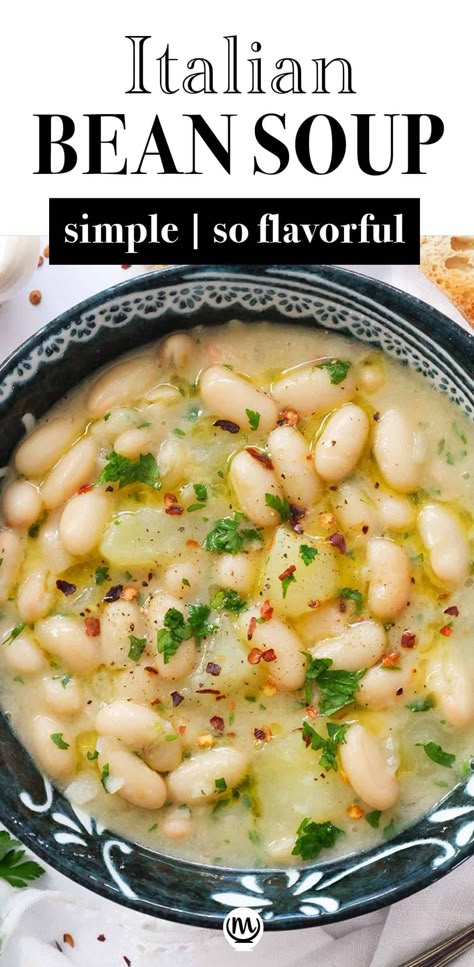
[0,322,473,867]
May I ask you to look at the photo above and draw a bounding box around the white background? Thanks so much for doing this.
[0,0,473,233]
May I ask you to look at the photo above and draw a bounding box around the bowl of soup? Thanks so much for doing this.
[0,264,472,929]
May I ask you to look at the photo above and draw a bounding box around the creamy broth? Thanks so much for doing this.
[0,320,473,868]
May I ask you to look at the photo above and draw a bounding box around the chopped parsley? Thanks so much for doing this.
[50,733,70,750]
[3,622,27,646]
[0,830,44,888]
[338,587,364,614]
[100,763,110,790]
[292,818,344,860]
[157,604,216,664]
[87,750,99,761]
[246,408,260,431]
[203,512,262,555]
[317,359,352,385]
[128,634,147,662]
[280,567,297,599]
[215,777,228,793]
[95,565,110,586]
[299,545,319,566]
[416,741,456,768]
[365,810,382,829]
[173,428,186,437]
[302,721,349,772]
[264,492,291,522]
[60,675,71,689]
[96,451,161,490]
[406,695,435,713]
[304,655,366,714]
[210,588,247,614]
[248,829,262,846]
[193,483,208,503]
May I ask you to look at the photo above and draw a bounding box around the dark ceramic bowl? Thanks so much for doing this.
[0,265,473,929]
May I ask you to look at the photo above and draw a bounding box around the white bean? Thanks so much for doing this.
[38,510,74,573]
[296,600,353,645]
[200,365,278,432]
[309,621,387,671]
[417,503,469,587]
[159,333,196,371]
[272,361,356,417]
[42,677,85,716]
[59,490,110,557]
[3,630,46,675]
[145,593,197,680]
[158,437,190,488]
[427,653,474,728]
[161,805,192,840]
[237,609,306,691]
[35,615,101,675]
[164,560,204,599]
[0,530,22,602]
[167,747,247,804]
[339,723,399,810]
[101,599,146,668]
[314,404,369,483]
[86,356,158,419]
[96,700,165,749]
[41,437,98,510]
[373,409,423,493]
[331,480,379,537]
[15,418,79,477]
[366,538,411,620]
[358,359,385,394]
[31,715,77,780]
[2,481,43,529]
[114,428,153,459]
[97,736,167,809]
[357,663,411,710]
[213,553,254,594]
[375,492,415,531]
[90,407,140,442]
[113,665,162,705]
[267,425,321,508]
[229,450,282,527]
[17,570,55,622]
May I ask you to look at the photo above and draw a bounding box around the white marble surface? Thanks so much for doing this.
[0,249,472,965]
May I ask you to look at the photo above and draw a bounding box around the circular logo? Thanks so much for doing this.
[223,907,264,950]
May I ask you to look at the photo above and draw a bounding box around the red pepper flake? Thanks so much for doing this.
[401,631,416,649]
[97,934,106,942]
[308,599,320,609]
[439,624,453,637]
[382,651,401,667]
[165,504,184,516]
[164,492,178,507]
[254,726,272,742]
[206,661,221,677]
[37,255,44,267]
[171,690,184,706]
[260,600,273,621]
[277,407,299,426]
[254,727,266,741]
[124,958,131,967]
[247,647,263,665]
[121,264,131,270]
[361,524,369,534]
[63,934,75,948]
[227,731,237,738]
[77,483,93,495]
[373,411,381,422]
[305,706,317,719]
[262,648,277,663]
[186,539,199,548]
[328,532,347,554]
[290,504,306,533]
[195,688,221,694]
[278,564,296,582]
[213,419,240,434]
[29,289,42,306]
[437,593,449,601]
[144,666,159,675]
[444,605,459,617]
[84,616,101,637]
[56,579,77,596]
[210,715,225,732]
[246,447,274,469]
[178,724,187,735]
[247,616,257,640]
[103,584,123,603]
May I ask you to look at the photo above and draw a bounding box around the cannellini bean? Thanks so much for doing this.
[200,365,278,432]
[42,677,85,716]
[237,609,306,691]
[167,747,247,804]
[314,404,369,483]
[3,630,46,675]
[113,665,162,705]
[90,407,141,442]
[272,361,356,417]
[114,428,153,459]
[309,621,387,671]
[267,425,321,508]
[145,593,197,680]
[331,480,379,537]
[417,503,469,587]
[164,560,205,599]
[35,616,101,675]
[101,599,146,668]
[358,359,385,394]
[161,805,192,840]
[2,481,43,529]
[159,333,196,371]
[213,553,254,594]
[143,734,183,773]
[0,530,22,602]
[17,570,55,622]
[96,700,166,749]
[357,663,411,710]
[375,492,415,531]
[339,723,399,810]
[41,437,98,510]
[86,356,158,419]
[296,600,353,645]
[427,653,474,728]
[229,450,282,527]
[366,538,411,620]
[158,437,190,488]
[373,409,423,493]
[145,383,182,405]
[38,511,74,574]
[97,737,167,809]
[31,715,77,780]
[15,418,79,477]
[59,490,110,556]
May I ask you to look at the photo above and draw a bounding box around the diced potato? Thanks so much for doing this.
[192,618,263,693]
[261,526,339,617]
[100,508,205,567]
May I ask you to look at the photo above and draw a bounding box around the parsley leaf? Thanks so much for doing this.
[302,721,349,772]
[193,483,208,503]
[416,741,456,768]
[246,408,260,431]
[210,589,247,614]
[365,810,382,829]
[281,569,297,599]
[264,493,291,522]
[95,565,109,586]
[3,622,27,646]
[0,830,44,888]
[317,359,352,385]
[100,763,110,790]
[157,604,216,663]
[186,603,216,639]
[304,655,366,714]
[406,696,435,713]
[299,545,319,566]
[87,750,99,761]
[128,634,147,662]
[215,777,228,793]
[338,587,364,614]
[50,733,70,750]
[203,512,262,555]
[292,818,344,860]
[96,452,161,491]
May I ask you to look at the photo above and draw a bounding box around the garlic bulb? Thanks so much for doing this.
[0,237,41,303]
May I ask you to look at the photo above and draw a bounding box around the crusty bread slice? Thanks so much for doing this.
[420,235,474,328]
